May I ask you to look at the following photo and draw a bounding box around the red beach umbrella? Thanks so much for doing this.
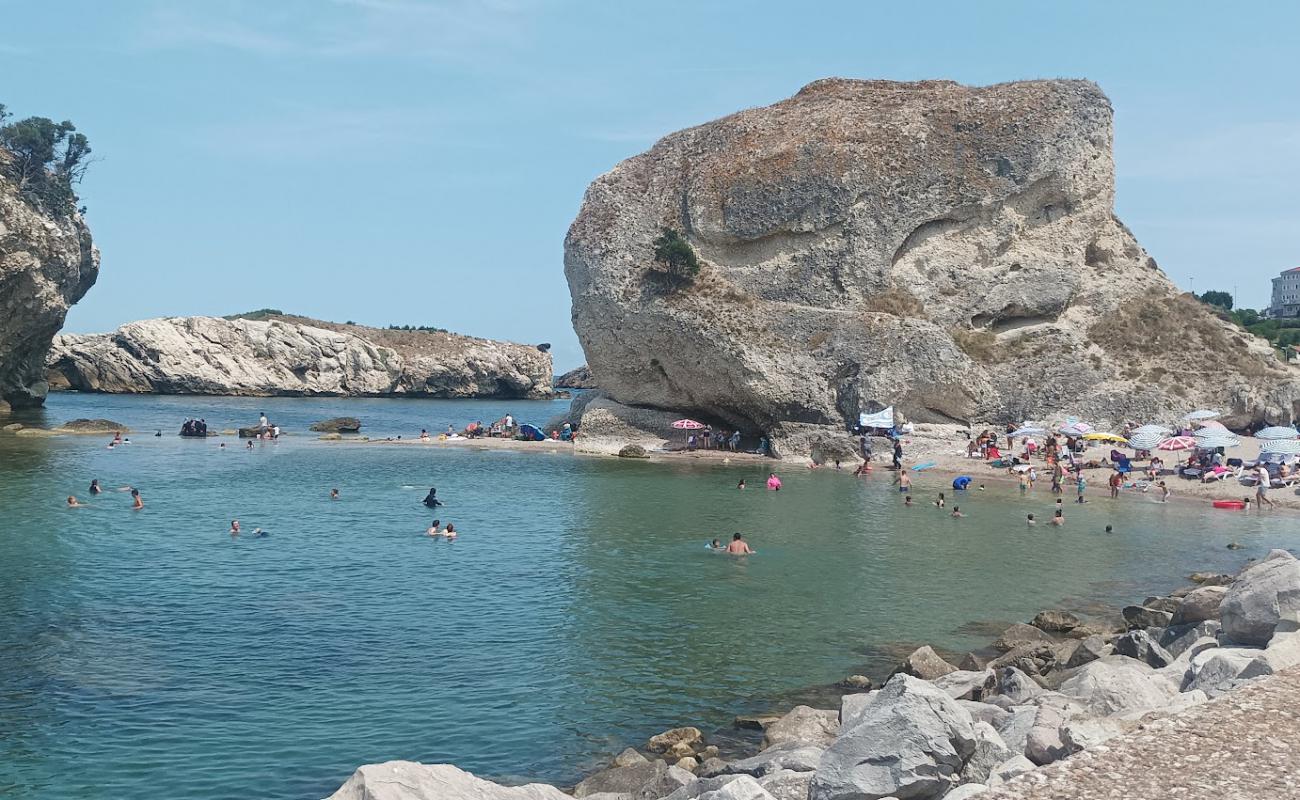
[671,419,705,430]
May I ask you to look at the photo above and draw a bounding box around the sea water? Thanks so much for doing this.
[1,393,1294,799]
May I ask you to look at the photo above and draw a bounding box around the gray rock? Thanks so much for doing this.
[1060,716,1129,752]
[648,727,705,756]
[1185,647,1274,694]
[1220,549,1300,646]
[957,653,989,671]
[1156,635,1221,688]
[992,705,1036,757]
[664,775,775,800]
[1113,630,1174,668]
[46,316,554,400]
[988,643,1057,677]
[1030,610,1080,633]
[756,771,813,800]
[698,759,731,779]
[1159,621,1222,658]
[960,722,1013,784]
[762,706,839,749]
[563,78,1300,453]
[557,364,597,389]
[1064,635,1109,668]
[1023,694,1085,766]
[890,645,958,681]
[944,786,988,800]
[836,675,873,692]
[1172,585,1228,625]
[957,700,1011,729]
[931,669,995,701]
[640,767,697,800]
[993,623,1053,652]
[986,755,1036,787]
[810,674,976,800]
[677,758,700,774]
[1058,655,1179,715]
[577,761,674,798]
[994,667,1043,703]
[1141,596,1182,614]
[1121,605,1173,629]
[1189,571,1235,586]
[309,416,361,433]
[615,749,651,768]
[326,761,570,800]
[724,742,824,777]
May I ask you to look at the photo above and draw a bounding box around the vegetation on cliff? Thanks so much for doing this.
[0,103,91,216]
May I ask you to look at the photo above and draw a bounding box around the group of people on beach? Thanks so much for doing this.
[686,426,744,452]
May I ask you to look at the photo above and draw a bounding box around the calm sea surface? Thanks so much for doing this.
[2,393,1296,799]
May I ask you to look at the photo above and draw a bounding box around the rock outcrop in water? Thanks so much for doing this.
[0,146,99,410]
[564,78,1300,454]
[46,314,553,399]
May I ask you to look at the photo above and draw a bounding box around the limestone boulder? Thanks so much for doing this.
[1112,630,1173,668]
[1058,656,1179,715]
[310,417,361,433]
[1172,585,1228,625]
[1219,549,1300,646]
[992,624,1052,652]
[761,706,840,749]
[664,775,776,800]
[991,705,1036,757]
[890,645,959,681]
[756,770,813,800]
[1185,647,1273,695]
[1160,621,1222,658]
[325,762,570,800]
[993,667,1043,704]
[1023,694,1085,766]
[985,755,1036,787]
[1030,610,1079,633]
[1121,605,1172,629]
[724,743,824,777]
[1064,635,1110,668]
[810,674,977,800]
[959,722,1013,785]
[931,669,996,702]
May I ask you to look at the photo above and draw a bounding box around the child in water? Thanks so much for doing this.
[904,495,914,507]
[1027,513,1036,526]
[1052,510,1064,526]
[443,523,457,540]
[709,538,724,550]
[737,479,746,490]
[951,506,964,518]
[934,493,946,508]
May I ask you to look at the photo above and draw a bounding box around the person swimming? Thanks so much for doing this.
[726,532,754,554]
[934,492,946,508]
[66,496,83,507]
[253,527,268,537]
[1105,525,1113,533]
[427,519,442,536]
[709,538,724,550]
[904,494,914,507]
[443,523,457,540]
[230,520,241,535]
[131,489,144,509]
[1027,513,1036,525]
[246,440,254,450]
[423,487,443,508]
[89,479,102,495]
[330,488,340,500]
[1052,509,1064,526]
[737,479,746,490]
[951,506,964,518]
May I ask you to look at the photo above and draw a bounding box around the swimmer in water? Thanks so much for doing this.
[443,523,457,540]
[423,487,443,508]
[951,506,964,518]
[1027,513,1036,526]
[978,484,986,491]
[1159,481,1170,502]
[709,538,724,550]
[895,471,912,492]
[1105,525,1113,533]
[934,492,946,508]
[67,496,83,507]
[427,519,442,536]
[330,488,340,500]
[253,527,268,537]
[904,494,914,507]
[230,520,241,535]
[246,440,254,450]
[89,479,102,495]
[131,489,143,510]
[737,479,746,490]
[219,442,226,449]
[726,532,754,555]
[1052,509,1064,526]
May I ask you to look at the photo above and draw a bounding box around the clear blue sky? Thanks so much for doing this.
[3,1,1297,371]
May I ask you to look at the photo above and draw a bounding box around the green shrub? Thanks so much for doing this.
[648,228,700,287]
[0,105,90,215]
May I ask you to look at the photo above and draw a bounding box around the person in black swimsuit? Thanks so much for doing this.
[422,487,443,508]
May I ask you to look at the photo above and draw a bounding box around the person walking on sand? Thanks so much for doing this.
[726,532,754,555]
[1254,468,1274,509]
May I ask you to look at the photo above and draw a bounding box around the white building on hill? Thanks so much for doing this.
[1269,267,1300,318]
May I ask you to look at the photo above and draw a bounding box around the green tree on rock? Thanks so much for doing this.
[650,228,701,286]
[0,104,92,214]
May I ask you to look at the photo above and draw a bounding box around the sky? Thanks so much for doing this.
[2,1,1297,372]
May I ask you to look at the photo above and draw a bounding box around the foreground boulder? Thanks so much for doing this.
[326,762,570,800]
[1219,549,1300,646]
[46,315,554,399]
[0,146,100,410]
[761,706,839,749]
[1058,656,1179,715]
[564,77,1300,452]
[811,674,976,800]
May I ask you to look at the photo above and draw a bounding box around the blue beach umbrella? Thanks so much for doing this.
[1255,426,1300,441]
[1126,432,1164,451]
[1261,438,1300,455]
[1193,432,1241,449]
[518,423,546,441]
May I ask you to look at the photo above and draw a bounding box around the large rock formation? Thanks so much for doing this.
[46,314,554,399]
[564,78,1300,454]
[0,150,98,410]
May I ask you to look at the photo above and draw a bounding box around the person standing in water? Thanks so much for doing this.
[89,479,102,495]
[1052,509,1064,526]
[726,532,754,555]
[330,488,340,500]
[892,438,903,469]
[934,492,945,508]
[423,487,443,508]
[895,470,912,492]
[131,489,144,510]
[766,473,782,491]
[426,519,442,536]
[443,523,457,540]
[66,496,83,507]
[1075,474,1087,504]
[230,520,241,535]
[737,479,746,490]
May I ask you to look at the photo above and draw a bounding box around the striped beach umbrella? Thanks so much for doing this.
[1126,432,1164,451]
[1157,436,1198,451]
[1193,433,1241,449]
[1261,438,1300,455]
[1255,426,1300,441]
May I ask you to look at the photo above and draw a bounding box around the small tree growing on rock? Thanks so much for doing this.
[648,228,700,288]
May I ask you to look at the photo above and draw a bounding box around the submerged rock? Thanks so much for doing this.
[564,78,1300,454]
[309,417,361,433]
[58,418,128,433]
[46,315,553,399]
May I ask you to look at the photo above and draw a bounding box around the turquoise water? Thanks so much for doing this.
[2,393,1296,799]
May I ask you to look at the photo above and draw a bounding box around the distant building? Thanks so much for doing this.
[1269,267,1300,318]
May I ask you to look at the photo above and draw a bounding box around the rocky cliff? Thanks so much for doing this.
[0,151,98,410]
[565,78,1300,454]
[46,314,554,399]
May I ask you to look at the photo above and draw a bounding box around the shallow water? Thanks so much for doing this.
[1,394,1294,799]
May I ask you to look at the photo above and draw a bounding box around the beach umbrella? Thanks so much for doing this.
[1193,433,1241,449]
[1255,426,1300,441]
[518,423,546,441]
[1261,438,1300,455]
[1058,421,1094,435]
[1157,436,1198,451]
[1082,432,1126,442]
[671,419,705,430]
[1009,426,1045,437]
[1126,432,1164,451]
[1183,410,1221,421]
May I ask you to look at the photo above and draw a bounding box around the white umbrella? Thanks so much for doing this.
[1183,409,1221,421]
[1194,432,1241,449]
[1126,432,1164,451]
[1255,426,1300,441]
[1058,421,1094,435]
[1261,439,1300,455]
[1009,426,1045,437]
